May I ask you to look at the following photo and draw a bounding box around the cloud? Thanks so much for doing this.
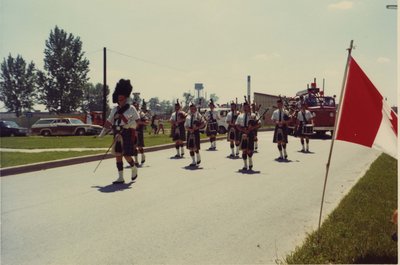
[377,57,390,64]
[328,1,354,10]
[253,53,280,61]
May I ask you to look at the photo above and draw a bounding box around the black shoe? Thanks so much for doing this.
[112,180,125,184]
[235,153,239,157]
[189,163,196,167]
[229,154,235,158]
[242,167,247,171]
[141,160,145,164]
[249,165,253,170]
[174,154,180,158]
[131,174,138,181]
[278,156,283,160]
[135,162,140,167]
[197,160,201,165]
[284,155,288,159]
[181,153,184,157]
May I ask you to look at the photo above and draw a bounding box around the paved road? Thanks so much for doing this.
[1,131,380,265]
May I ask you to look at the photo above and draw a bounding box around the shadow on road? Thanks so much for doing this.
[237,169,261,174]
[183,165,204,170]
[92,182,135,193]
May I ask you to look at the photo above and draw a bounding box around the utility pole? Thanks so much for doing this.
[102,47,107,125]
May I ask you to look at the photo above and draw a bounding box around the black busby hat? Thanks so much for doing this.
[112,79,133,103]
[189,101,196,108]
[208,98,215,107]
[175,99,181,107]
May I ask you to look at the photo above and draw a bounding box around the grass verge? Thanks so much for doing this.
[1,151,104,168]
[285,153,398,264]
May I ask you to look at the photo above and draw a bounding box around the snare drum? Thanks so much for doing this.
[302,124,314,135]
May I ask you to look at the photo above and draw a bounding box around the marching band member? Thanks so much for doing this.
[271,99,290,160]
[225,102,240,157]
[136,100,150,164]
[185,102,206,166]
[235,101,261,171]
[99,79,140,184]
[169,100,187,158]
[251,102,261,152]
[296,102,314,152]
[204,99,220,150]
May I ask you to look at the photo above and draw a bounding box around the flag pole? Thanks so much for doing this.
[317,40,354,241]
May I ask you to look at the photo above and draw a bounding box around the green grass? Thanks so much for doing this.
[0,151,104,168]
[0,134,175,149]
[0,132,210,167]
[285,153,398,264]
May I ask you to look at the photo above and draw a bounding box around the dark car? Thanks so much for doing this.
[0,120,28,136]
[31,118,102,136]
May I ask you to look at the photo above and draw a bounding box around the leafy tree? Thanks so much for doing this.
[0,54,37,117]
[209,93,219,104]
[37,26,89,113]
[148,97,160,112]
[160,100,173,115]
[82,82,110,113]
[182,92,194,107]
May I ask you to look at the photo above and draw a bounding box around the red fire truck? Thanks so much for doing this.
[288,80,336,136]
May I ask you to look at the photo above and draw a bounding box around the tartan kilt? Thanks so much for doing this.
[172,125,186,141]
[186,130,200,150]
[113,128,135,156]
[273,125,288,143]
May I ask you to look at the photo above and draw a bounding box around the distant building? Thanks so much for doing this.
[253,92,280,126]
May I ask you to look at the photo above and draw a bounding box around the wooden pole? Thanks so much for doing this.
[317,40,354,241]
[102,47,107,125]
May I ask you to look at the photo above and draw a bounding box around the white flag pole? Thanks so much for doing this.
[317,40,354,241]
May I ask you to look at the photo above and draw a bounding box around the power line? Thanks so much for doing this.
[107,48,187,73]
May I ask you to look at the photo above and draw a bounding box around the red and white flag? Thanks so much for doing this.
[335,57,398,159]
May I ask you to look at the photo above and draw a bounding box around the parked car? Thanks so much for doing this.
[0,120,28,137]
[31,118,102,136]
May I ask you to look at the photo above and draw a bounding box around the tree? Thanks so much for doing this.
[182,92,194,108]
[37,26,90,113]
[160,100,173,115]
[0,54,37,117]
[148,97,160,112]
[82,83,110,113]
[209,93,219,104]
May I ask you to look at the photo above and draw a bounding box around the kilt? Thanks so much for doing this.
[239,131,255,151]
[186,130,200,150]
[273,125,288,143]
[137,130,145,147]
[113,128,135,156]
[172,124,186,141]
[227,125,240,142]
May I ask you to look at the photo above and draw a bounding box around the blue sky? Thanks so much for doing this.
[0,0,397,108]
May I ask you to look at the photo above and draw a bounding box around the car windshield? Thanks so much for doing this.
[3,121,20,128]
[70,119,84,125]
